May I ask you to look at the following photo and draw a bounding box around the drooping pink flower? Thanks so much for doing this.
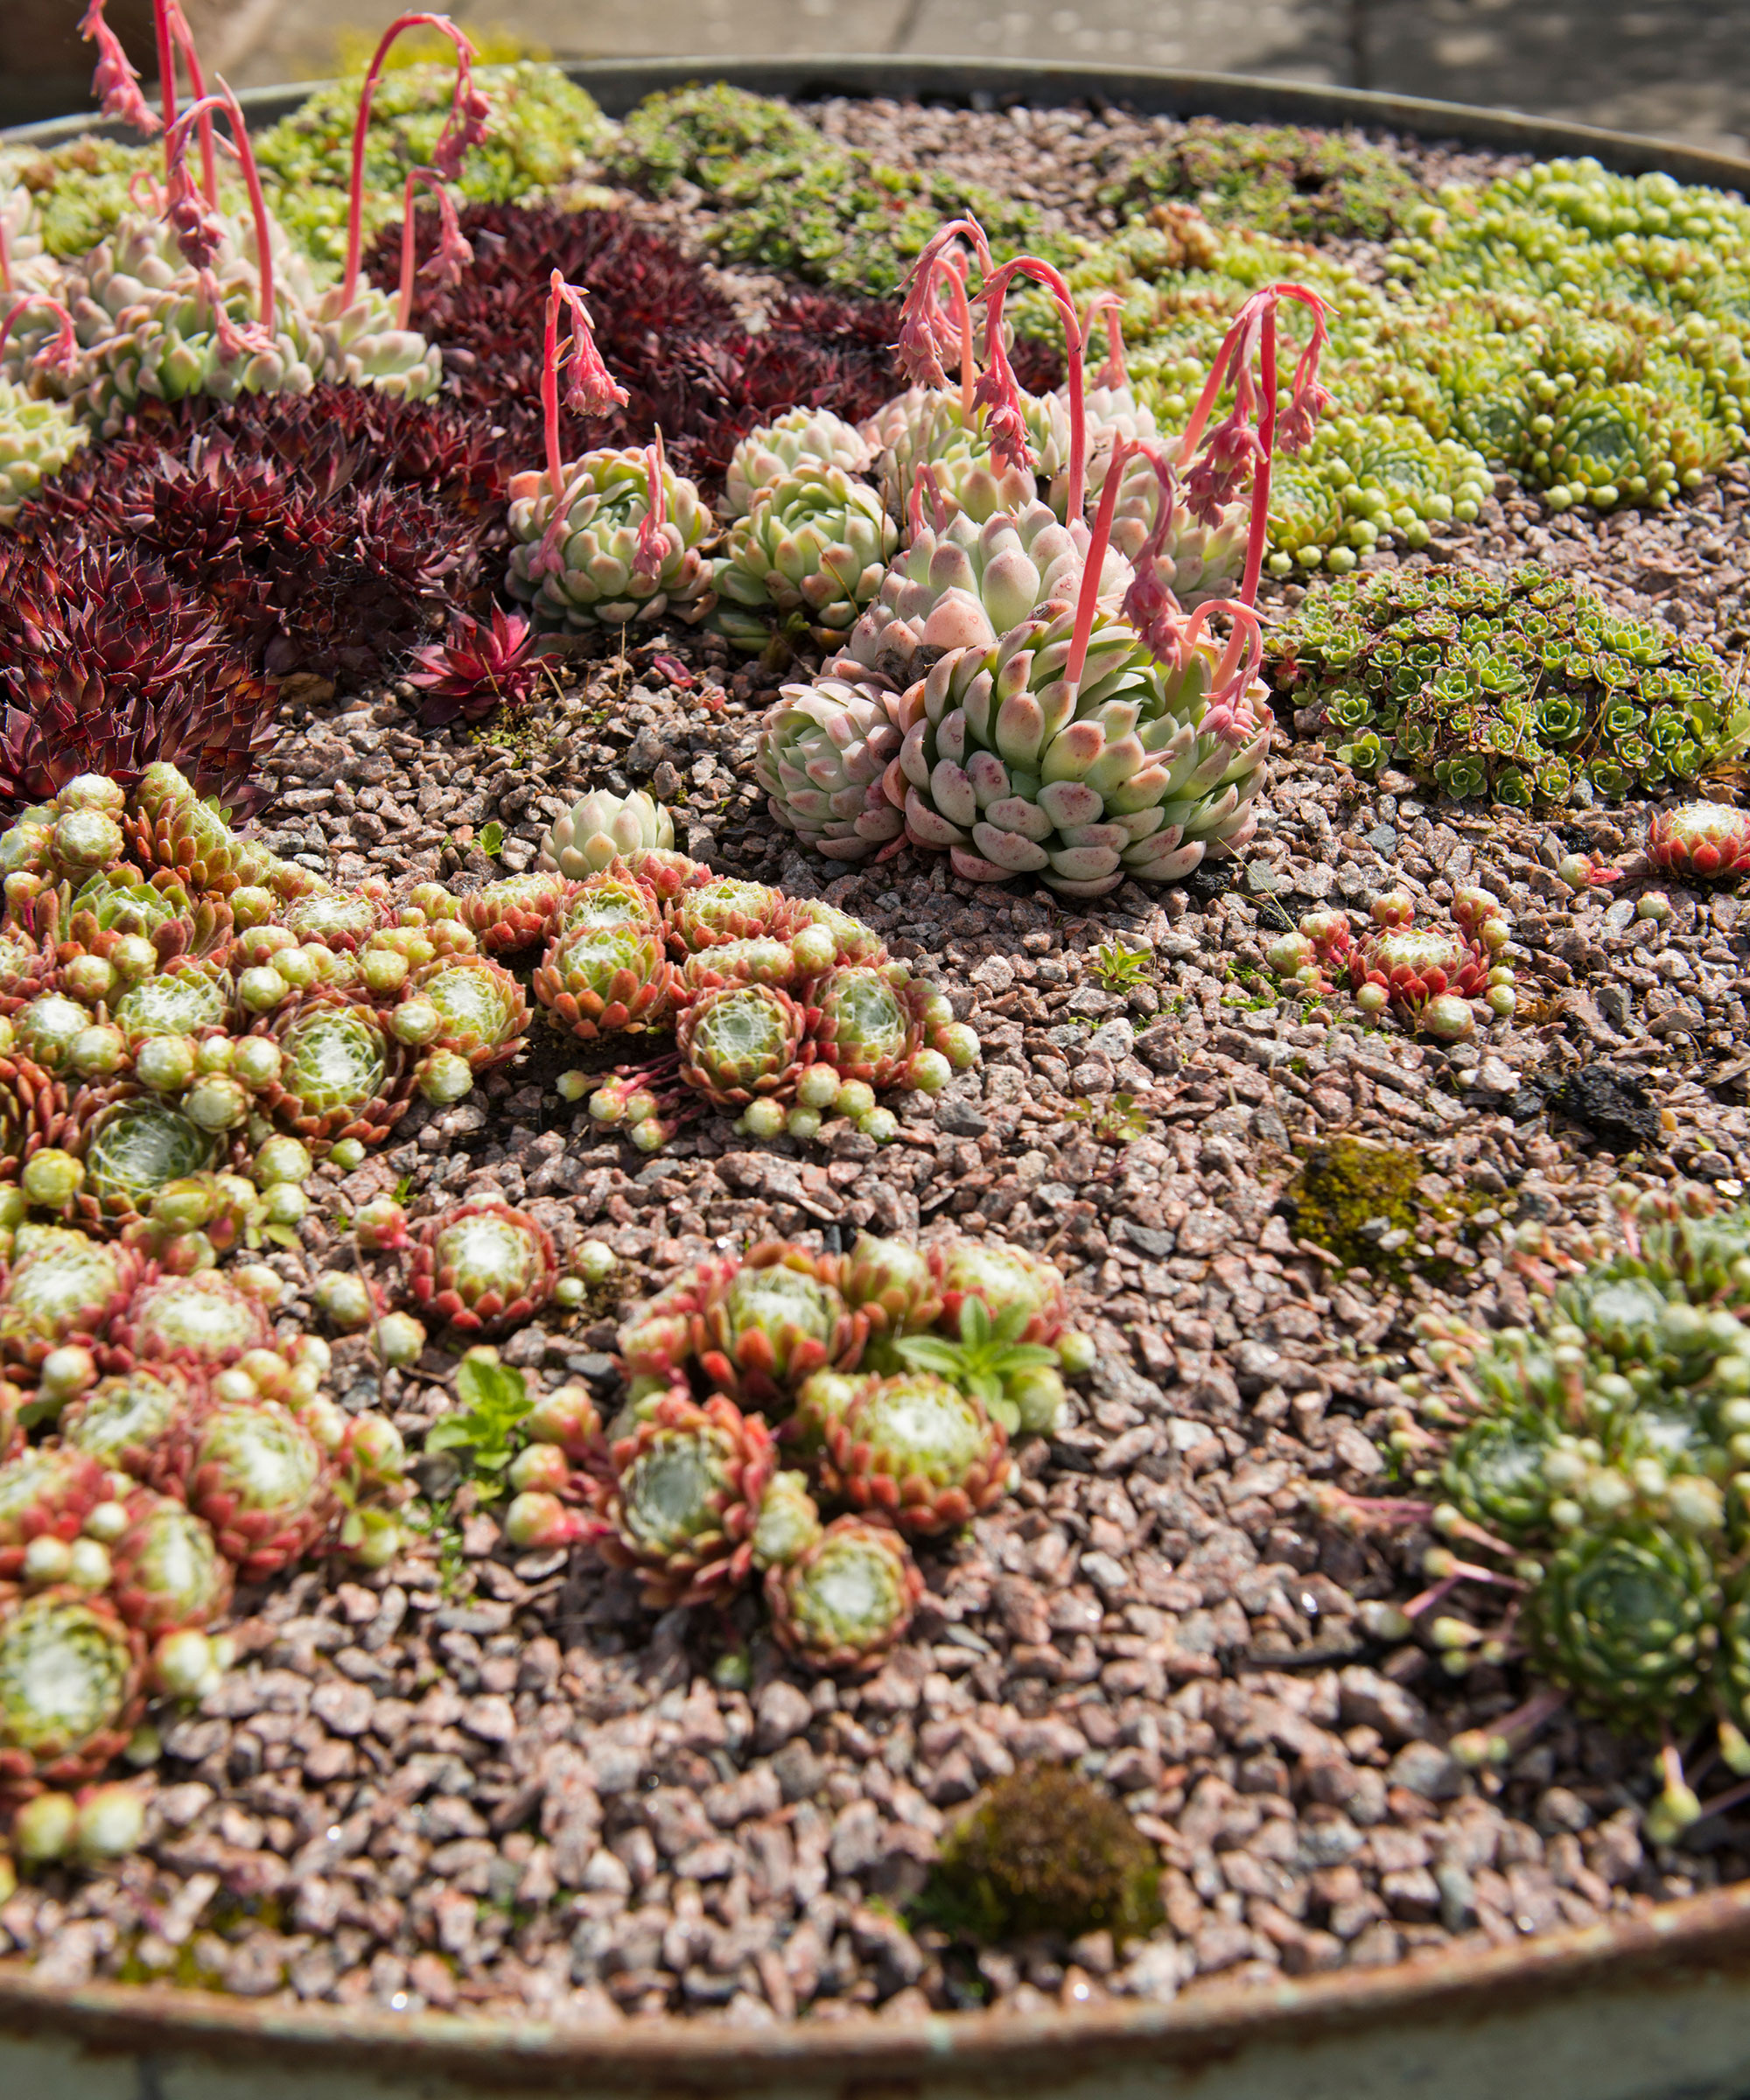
[556,278,628,420]
[633,430,671,582]
[80,0,160,136]
[895,217,993,391]
[395,167,474,329]
[0,297,80,383]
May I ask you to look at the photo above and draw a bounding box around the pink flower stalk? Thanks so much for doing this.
[1172,282,1331,607]
[1080,290,1129,390]
[540,269,628,496]
[340,13,484,310]
[163,84,276,335]
[163,0,218,205]
[633,430,670,582]
[199,267,273,367]
[978,254,1088,520]
[0,297,80,382]
[395,167,473,331]
[896,217,993,392]
[0,214,11,300]
[1064,434,1130,690]
[80,0,160,137]
[933,250,977,416]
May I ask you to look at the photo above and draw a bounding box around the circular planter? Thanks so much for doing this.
[2,59,1748,2100]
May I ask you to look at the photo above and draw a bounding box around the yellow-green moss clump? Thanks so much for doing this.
[923,1765,1163,1943]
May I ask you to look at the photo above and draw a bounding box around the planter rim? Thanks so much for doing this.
[2,46,1750,2092]
[3,54,1747,194]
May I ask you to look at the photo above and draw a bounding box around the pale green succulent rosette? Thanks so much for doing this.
[864,382,1062,526]
[307,282,443,402]
[506,447,717,630]
[713,465,899,650]
[0,380,87,524]
[755,672,909,861]
[722,407,873,520]
[540,788,676,878]
[892,609,1273,898]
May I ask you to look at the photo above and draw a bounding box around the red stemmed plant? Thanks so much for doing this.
[528,269,630,578]
[0,298,80,385]
[339,13,488,312]
[80,0,217,207]
[395,171,473,332]
[159,82,278,346]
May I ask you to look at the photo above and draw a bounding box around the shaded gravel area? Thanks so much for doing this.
[4,102,1750,2026]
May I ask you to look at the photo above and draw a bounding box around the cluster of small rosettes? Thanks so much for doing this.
[0,766,534,1278]
[1355,1185,1750,1844]
[1265,563,1744,809]
[499,1229,1096,1671]
[0,1275,409,1869]
[1265,884,1516,1041]
[529,790,978,1156]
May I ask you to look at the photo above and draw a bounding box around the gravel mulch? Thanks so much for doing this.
[3,98,1749,2027]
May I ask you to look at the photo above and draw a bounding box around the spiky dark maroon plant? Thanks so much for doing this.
[406,606,544,724]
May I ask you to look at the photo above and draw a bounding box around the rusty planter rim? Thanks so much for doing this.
[1,47,1749,2088]
[0,55,1745,191]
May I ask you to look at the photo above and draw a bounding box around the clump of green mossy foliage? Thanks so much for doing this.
[606,84,1059,298]
[1286,1138,1489,1286]
[1102,118,1425,243]
[1017,157,1750,562]
[921,1766,1163,1944]
[1399,1187,1750,1838]
[1268,564,1747,808]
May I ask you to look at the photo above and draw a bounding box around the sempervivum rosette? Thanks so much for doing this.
[458,872,574,957]
[677,984,814,1109]
[125,765,280,899]
[540,789,675,879]
[0,1050,71,1188]
[840,1234,946,1339]
[723,408,874,520]
[0,1225,140,1368]
[0,1587,146,1796]
[665,878,796,956]
[677,937,808,995]
[803,964,932,1089]
[279,884,390,954]
[0,380,88,525]
[68,1095,217,1233]
[409,1199,557,1334]
[766,1516,924,1673]
[836,501,1120,690]
[162,1396,335,1578]
[411,957,530,1072]
[755,673,909,863]
[0,1446,108,1578]
[559,871,665,938]
[111,969,228,1047]
[595,1390,778,1608]
[114,1271,271,1371]
[1350,895,1489,1035]
[257,993,414,1148]
[60,1367,200,1480]
[889,611,1273,898]
[307,281,442,401]
[1646,802,1750,882]
[533,923,679,1045]
[618,1245,868,1410]
[936,1238,1069,1348]
[818,1370,1009,1536]
[107,1491,234,1636]
[507,444,715,630]
[713,466,899,650]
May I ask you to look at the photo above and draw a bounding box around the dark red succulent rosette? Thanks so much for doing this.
[157,1396,339,1580]
[595,1390,778,1610]
[408,1197,559,1334]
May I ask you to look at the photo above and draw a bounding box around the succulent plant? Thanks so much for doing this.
[0,1052,72,1187]
[864,384,1047,528]
[280,886,388,954]
[166,1396,335,1578]
[817,1370,1009,1535]
[110,969,228,1046]
[0,1225,139,1367]
[107,1492,234,1635]
[507,445,715,630]
[116,1270,271,1369]
[0,380,88,525]
[124,766,279,898]
[619,1248,867,1409]
[676,984,812,1109]
[839,1234,946,1338]
[1351,919,1490,1026]
[749,1467,825,1570]
[595,1390,777,1607]
[533,923,679,1044]
[754,673,909,862]
[713,466,898,648]
[262,996,412,1148]
[678,937,810,993]
[540,789,676,879]
[803,964,932,1089]
[722,407,873,519]
[765,1515,924,1671]
[1524,1522,1718,1731]
[665,878,794,956]
[0,1588,145,1793]
[406,606,545,727]
[458,872,572,956]
[936,1238,1070,1347]
[1647,802,1750,882]
[73,1095,217,1228]
[0,1446,108,1578]
[60,1367,196,1479]
[409,1200,558,1334]
[307,281,443,402]
[413,956,530,1071]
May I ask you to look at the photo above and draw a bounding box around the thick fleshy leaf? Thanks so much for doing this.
[1036,780,1105,830]
[905,788,967,849]
[1124,836,1206,880]
[983,795,1054,843]
[929,759,979,829]
[1046,842,1124,881]
[971,822,1049,872]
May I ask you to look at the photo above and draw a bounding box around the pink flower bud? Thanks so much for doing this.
[80,0,159,136]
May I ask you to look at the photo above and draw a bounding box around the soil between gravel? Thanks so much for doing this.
[4,100,1750,2028]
